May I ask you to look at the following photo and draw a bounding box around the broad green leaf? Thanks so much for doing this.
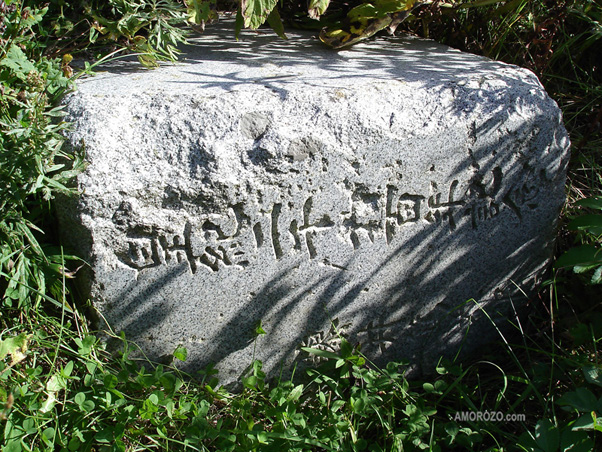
[243,375,258,389]
[301,347,340,360]
[592,265,602,284]
[74,392,86,406]
[287,384,304,402]
[0,45,36,79]
[20,6,48,28]
[308,0,331,19]
[104,373,118,389]
[445,422,459,440]
[266,7,287,40]
[68,437,82,451]
[42,427,55,441]
[23,419,37,434]
[340,337,353,358]
[63,360,74,377]
[255,320,267,336]
[40,392,57,413]
[44,108,67,119]
[82,400,96,412]
[435,379,448,391]
[351,354,365,366]
[583,365,602,387]
[174,346,188,362]
[235,6,244,39]
[534,419,559,452]
[157,425,168,438]
[241,0,278,29]
[351,396,366,413]
[355,438,368,450]
[46,374,67,392]
[555,245,602,269]
[568,214,602,232]
[75,335,96,355]
[571,413,599,431]
[114,440,127,452]
[257,431,269,444]
[86,361,98,374]
[573,263,600,274]
[187,0,218,25]
[331,399,346,412]
[2,440,23,452]
[95,427,115,443]
[348,4,382,21]
[165,399,175,418]
[570,323,591,346]
[557,387,598,412]
[160,372,177,391]
[560,429,594,452]
[517,431,539,451]
[575,197,602,210]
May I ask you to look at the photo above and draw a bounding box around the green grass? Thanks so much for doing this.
[1,287,600,451]
[1,0,601,450]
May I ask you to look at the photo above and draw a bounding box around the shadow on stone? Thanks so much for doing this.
[58,23,570,388]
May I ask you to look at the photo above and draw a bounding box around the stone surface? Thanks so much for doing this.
[58,23,570,386]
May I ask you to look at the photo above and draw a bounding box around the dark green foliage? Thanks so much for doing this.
[3,309,599,451]
[1,2,84,312]
[0,315,486,452]
[35,0,189,66]
[556,197,602,284]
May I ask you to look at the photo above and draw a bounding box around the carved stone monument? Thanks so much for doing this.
[58,24,570,386]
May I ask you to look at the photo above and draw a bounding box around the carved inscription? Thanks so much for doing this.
[502,167,542,220]
[117,167,541,273]
[298,318,404,363]
[385,168,508,241]
[120,205,253,273]
[356,319,400,354]
[298,320,351,366]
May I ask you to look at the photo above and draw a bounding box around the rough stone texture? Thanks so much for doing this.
[58,24,570,386]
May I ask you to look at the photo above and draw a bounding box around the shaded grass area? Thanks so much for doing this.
[2,0,601,450]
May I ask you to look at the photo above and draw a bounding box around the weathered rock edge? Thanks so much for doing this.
[58,24,570,386]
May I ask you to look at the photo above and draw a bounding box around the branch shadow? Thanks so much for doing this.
[99,113,568,387]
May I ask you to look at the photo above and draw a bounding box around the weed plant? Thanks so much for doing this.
[1,2,84,314]
[1,0,601,451]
